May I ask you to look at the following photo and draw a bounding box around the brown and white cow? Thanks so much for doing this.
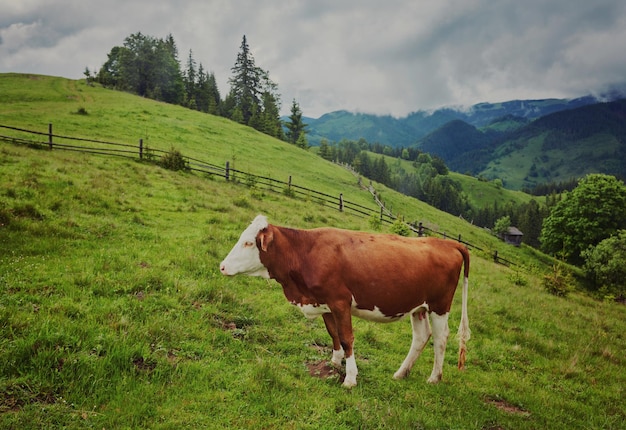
[220,215,470,388]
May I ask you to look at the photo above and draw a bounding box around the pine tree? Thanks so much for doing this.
[260,92,283,139]
[285,99,307,145]
[206,71,221,115]
[158,34,184,105]
[195,64,210,112]
[228,35,262,124]
[318,139,333,161]
[296,132,309,149]
[184,50,197,109]
[257,69,283,138]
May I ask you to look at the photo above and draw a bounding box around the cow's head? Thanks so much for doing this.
[220,215,270,278]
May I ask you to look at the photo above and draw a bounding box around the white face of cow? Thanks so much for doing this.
[220,215,270,278]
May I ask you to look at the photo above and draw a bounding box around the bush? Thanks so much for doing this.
[390,219,411,237]
[368,214,382,231]
[493,215,511,238]
[542,263,573,297]
[244,174,257,188]
[508,270,528,286]
[582,230,626,300]
[158,148,188,171]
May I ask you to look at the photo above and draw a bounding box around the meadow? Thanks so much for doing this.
[1,74,625,429]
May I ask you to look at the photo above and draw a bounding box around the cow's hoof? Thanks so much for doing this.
[393,369,409,380]
[342,378,357,388]
[427,374,442,384]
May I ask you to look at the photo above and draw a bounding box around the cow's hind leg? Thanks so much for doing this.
[427,312,450,383]
[322,312,344,367]
[394,308,431,380]
[327,306,357,388]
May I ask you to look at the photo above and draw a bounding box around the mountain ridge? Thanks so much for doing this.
[304,95,609,147]
[304,94,626,190]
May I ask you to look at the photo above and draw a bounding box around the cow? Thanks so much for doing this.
[220,215,470,388]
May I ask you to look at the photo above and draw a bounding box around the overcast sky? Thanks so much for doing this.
[1,0,626,118]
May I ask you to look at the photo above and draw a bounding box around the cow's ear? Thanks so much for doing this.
[258,228,273,252]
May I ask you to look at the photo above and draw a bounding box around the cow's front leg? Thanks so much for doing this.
[322,312,344,367]
[330,306,357,388]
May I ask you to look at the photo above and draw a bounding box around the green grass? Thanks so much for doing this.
[1,74,625,428]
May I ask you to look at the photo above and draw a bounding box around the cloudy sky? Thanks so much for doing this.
[1,0,626,118]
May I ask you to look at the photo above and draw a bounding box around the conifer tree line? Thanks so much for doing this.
[94,33,306,145]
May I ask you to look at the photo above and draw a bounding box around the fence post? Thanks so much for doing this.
[339,193,344,211]
[139,139,143,159]
[418,222,424,237]
[458,234,462,242]
[493,250,498,263]
[288,175,292,191]
[48,123,53,149]
[380,206,384,221]
[225,161,230,181]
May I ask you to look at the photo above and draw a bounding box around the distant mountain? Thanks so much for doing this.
[304,96,602,147]
[419,99,626,189]
[303,94,626,190]
[420,120,487,159]
[456,96,598,128]
[305,111,414,147]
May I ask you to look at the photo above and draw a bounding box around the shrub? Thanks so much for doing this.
[508,270,528,287]
[390,219,411,237]
[493,215,511,238]
[158,148,188,171]
[244,174,257,188]
[368,214,382,231]
[581,230,626,300]
[542,263,573,297]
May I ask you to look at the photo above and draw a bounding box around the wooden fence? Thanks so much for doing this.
[0,123,519,266]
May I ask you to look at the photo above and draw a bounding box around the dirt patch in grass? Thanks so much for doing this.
[485,398,531,417]
[306,360,341,380]
[0,384,57,413]
[133,356,157,373]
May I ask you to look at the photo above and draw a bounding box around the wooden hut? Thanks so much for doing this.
[503,226,523,247]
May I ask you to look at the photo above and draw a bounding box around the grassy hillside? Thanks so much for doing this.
[481,129,624,190]
[451,100,626,190]
[1,74,625,428]
[365,151,537,211]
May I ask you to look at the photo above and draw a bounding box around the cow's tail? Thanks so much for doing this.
[457,245,470,370]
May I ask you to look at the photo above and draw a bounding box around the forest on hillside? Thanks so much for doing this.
[91,32,308,147]
[317,137,550,248]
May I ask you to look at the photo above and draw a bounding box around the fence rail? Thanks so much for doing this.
[0,122,519,267]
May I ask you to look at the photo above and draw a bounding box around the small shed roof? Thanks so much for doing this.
[506,226,523,236]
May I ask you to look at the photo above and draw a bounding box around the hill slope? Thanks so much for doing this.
[412,99,626,189]
[478,99,626,189]
[1,74,625,429]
